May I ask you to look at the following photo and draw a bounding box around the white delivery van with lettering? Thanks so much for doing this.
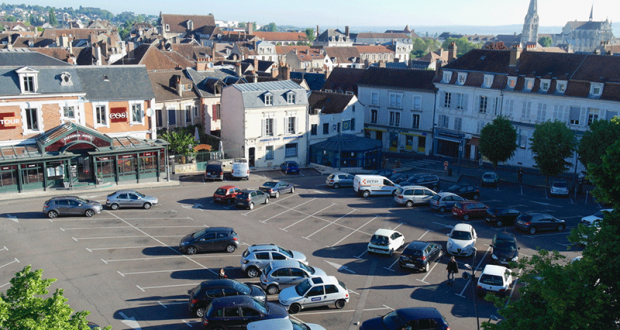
[353,175,400,198]
[231,158,249,180]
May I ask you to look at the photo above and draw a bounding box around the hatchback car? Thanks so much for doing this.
[429,192,465,213]
[106,190,158,210]
[452,201,488,221]
[179,227,239,254]
[201,295,288,330]
[403,174,440,191]
[581,209,613,228]
[393,185,436,207]
[515,213,566,234]
[260,260,326,295]
[367,229,405,256]
[481,172,500,186]
[278,276,349,314]
[241,244,308,278]
[477,265,513,298]
[359,307,451,330]
[325,172,355,189]
[188,279,266,317]
[485,207,522,227]
[442,184,480,200]
[447,223,477,257]
[491,232,519,265]
[212,185,242,204]
[399,241,443,272]
[259,181,295,198]
[281,161,300,174]
[43,196,103,219]
[235,189,269,210]
[550,180,569,196]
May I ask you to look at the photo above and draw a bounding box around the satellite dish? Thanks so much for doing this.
[146,108,154,117]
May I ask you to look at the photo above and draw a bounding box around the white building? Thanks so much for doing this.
[307,91,364,146]
[220,80,309,168]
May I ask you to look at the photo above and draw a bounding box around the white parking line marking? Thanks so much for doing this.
[304,209,356,240]
[72,235,185,240]
[260,198,317,223]
[49,217,185,221]
[0,283,10,288]
[416,257,442,284]
[432,222,454,228]
[313,190,326,194]
[324,260,356,274]
[531,201,562,207]
[355,251,367,259]
[242,194,298,216]
[332,216,378,247]
[102,254,242,263]
[456,245,492,298]
[86,245,162,251]
[182,320,194,327]
[0,258,19,269]
[1,246,7,251]
[280,203,336,231]
[521,230,573,238]
[157,301,185,309]
[296,306,391,316]
[60,225,206,230]
[348,290,359,295]
[158,301,167,308]
[139,282,202,290]
[117,271,125,277]
[507,269,523,306]
[118,267,210,276]
[279,204,372,236]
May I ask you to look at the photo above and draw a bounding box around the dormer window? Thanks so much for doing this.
[165,24,170,32]
[457,73,467,85]
[540,79,550,92]
[507,77,516,89]
[524,78,534,91]
[483,75,493,88]
[286,92,296,104]
[187,20,193,30]
[264,93,273,106]
[556,81,567,93]
[442,71,452,84]
[590,83,603,97]
[16,67,39,93]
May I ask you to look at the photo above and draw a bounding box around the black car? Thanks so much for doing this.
[403,174,440,191]
[259,181,295,198]
[179,227,239,254]
[188,279,266,317]
[399,241,443,272]
[515,213,566,235]
[442,184,480,200]
[201,295,288,330]
[360,307,450,330]
[486,207,522,227]
[491,233,520,265]
[370,169,395,178]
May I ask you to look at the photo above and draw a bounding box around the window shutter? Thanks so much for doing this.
[463,94,469,111]
[261,119,265,137]
[212,104,217,120]
[295,117,299,134]
[273,118,277,136]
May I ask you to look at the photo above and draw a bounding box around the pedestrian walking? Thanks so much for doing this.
[447,256,458,285]
[218,268,227,279]
[517,167,524,184]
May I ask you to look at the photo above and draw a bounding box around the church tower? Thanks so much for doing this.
[522,0,539,44]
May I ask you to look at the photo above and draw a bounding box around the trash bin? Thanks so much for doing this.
[448,168,452,176]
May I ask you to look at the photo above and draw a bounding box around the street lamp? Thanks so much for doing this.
[462,247,479,330]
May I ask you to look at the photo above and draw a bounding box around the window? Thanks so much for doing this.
[454,117,462,131]
[477,121,485,133]
[525,78,534,90]
[168,109,176,125]
[389,93,402,108]
[25,108,38,130]
[606,110,618,121]
[536,103,547,122]
[264,94,273,105]
[351,118,355,130]
[371,109,378,124]
[439,115,449,128]
[479,96,488,113]
[156,109,162,127]
[132,103,143,124]
[557,81,566,92]
[389,112,400,127]
[371,92,379,105]
[285,143,297,157]
[442,71,452,83]
[413,96,421,110]
[493,98,500,116]
[265,146,274,160]
[165,24,170,31]
[553,105,564,121]
[311,124,317,135]
[590,83,603,96]
[194,106,198,117]
[63,106,75,118]
[264,118,274,136]
[23,76,35,92]
[457,73,467,85]
[443,92,452,108]
[287,117,296,134]
[483,75,493,88]
[455,93,465,110]
[521,101,531,120]
[412,114,420,129]
[569,106,581,125]
[96,105,107,125]
[508,78,516,88]
[212,104,220,121]
[325,285,339,294]
[588,108,599,125]
[287,93,295,104]
[185,105,192,123]
[323,123,329,134]
[540,80,550,91]
[505,99,514,118]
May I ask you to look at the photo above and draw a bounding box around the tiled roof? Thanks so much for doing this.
[356,32,410,39]
[148,70,197,102]
[115,44,193,70]
[41,28,107,40]
[308,90,354,114]
[321,67,366,94]
[356,45,394,54]
[252,32,308,42]
[161,14,215,34]
[324,47,360,64]
[170,44,212,61]
[11,37,54,48]
[358,67,436,91]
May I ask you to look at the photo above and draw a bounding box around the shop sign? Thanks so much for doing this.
[97,157,110,161]
[119,154,135,159]
[20,163,39,169]
[141,152,156,157]
[62,131,94,145]
[110,107,128,123]
[1,165,17,170]
[0,112,20,130]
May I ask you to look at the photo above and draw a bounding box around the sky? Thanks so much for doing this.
[18,0,620,29]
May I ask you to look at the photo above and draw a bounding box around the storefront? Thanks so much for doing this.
[434,129,464,158]
[309,134,383,170]
[0,122,169,194]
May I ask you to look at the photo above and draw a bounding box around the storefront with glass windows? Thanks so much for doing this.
[308,134,383,170]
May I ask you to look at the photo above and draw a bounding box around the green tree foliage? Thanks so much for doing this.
[305,28,315,42]
[529,120,577,184]
[479,116,518,171]
[411,38,441,58]
[0,265,110,330]
[577,117,620,169]
[587,139,620,206]
[538,36,553,47]
[160,129,198,156]
[441,37,481,57]
[238,22,246,28]
[263,22,277,32]
[5,16,17,22]
[48,8,58,26]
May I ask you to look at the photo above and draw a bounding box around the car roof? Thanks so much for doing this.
[399,185,431,190]
[309,275,339,285]
[494,232,516,241]
[203,227,234,232]
[373,228,398,236]
[49,196,80,200]
[218,185,238,190]
[247,319,292,330]
[483,172,497,175]
[210,295,255,308]
[437,192,458,197]
[453,223,473,231]
[248,244,278,251]
[200,279,243,288]
[332,172,352,176]
[396,307,443,320]
[240,189,259,193]
[482,264,509,276]
[112,190,138,193]
[405,241,431,250]
[266,260,300,269]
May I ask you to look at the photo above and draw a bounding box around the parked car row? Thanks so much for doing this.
[42,190,158,219]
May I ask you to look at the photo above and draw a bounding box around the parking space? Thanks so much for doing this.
[0,245,20,290]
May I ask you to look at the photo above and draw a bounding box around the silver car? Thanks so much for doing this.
[260,260,326,295]
[326,172,355,189]
[393,185,436,207]
[241,244,307,278]
[429,192,465,213]
[43,196,103,219]
[106,190,158,210]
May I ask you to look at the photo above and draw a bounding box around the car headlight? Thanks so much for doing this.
[492,254,498,260]
[181,241,189,245]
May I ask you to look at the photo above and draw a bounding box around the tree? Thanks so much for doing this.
[577,117,620,169]
[0,265,109,329]
[238,22,246,28]
[479,116,518,171]
[305,28,315,42]
[48,8,58,26]
[529,120,577,184]
[441,37,481,57]
[538,36,553,47]
[264,22,276,32]
[160,129,198,157]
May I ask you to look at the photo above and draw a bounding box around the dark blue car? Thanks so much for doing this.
[360,307,450,330]
[201,295,288,330]
[280,161,300,174]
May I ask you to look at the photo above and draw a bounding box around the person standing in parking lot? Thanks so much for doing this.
[447,256,458,285]
[219,268,227,279]
[518,167,524,184]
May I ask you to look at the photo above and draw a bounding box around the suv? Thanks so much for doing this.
[187,279,266,317]
[179,227,239,254]
[106,190,158,210]
[241,244,308,278]
[429,192,465,213]
[326,172,355,189]
[42,196,103,219]
[204,161,230,181]
[452,201,488,220]
[403,174,440,191]
[278,276,349,314]
[235,189,269,210]
[399,241,443,272]
[442,184,480,200]
[394,185,436,207]
[259,260,326,294]
[360,307,451,330]
[491,232,519,265]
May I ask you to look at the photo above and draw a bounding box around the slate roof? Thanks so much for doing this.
[161,14,216,34]
[358,67,436,91]
[186,66,243,98]
[310,134,382,152]
[0,49,70,66]
[308,91,354,114]
[356,32,410,40]
[442,49,512,73]
[0,66,83,96]
[148,70,197,102]
[76,65,154,101]
[170,44,213,60]
[322,67,366,95]
[289,72,326,91]
[230,80,308,109]
[252,32,308,42]
[11,37,55,48]
[324,47,360,64]
[241,59,275,72]
[369,62,409,69]
[317,29,347,41]
[565,20,607,30]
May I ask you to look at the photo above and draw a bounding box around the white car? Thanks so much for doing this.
[367,229,405,256]
[247,318,326,330]
[278,276,349,314]
[550,180,569,196]
[581,209,613,227]
[477,265,513,298]
[447,223,477,257]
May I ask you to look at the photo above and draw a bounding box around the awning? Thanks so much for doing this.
[400,132,426,137]
[467,137,480,146]
[436,136,461,144]
[364,128,387,132]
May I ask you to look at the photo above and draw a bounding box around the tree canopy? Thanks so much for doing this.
[529,120,577,184]
[538,36,553,47]
[441,37,481,57]
[305,28,315,42]
[160,128,199,156]
[577,117,620,169]
[411,38,440,58]
[48,8,58,27]
[479,116,518,171]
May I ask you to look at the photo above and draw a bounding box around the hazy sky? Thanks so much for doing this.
[19,0,620,28]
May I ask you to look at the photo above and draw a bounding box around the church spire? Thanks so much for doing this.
[589,4,593,21]
[522,0,539,44]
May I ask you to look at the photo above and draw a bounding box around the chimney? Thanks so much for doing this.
[271,64,279,78]
[89,33,97,46]
[254,57,259,71]
[197,57,207,71]
[509,45,522,67]
[175,76,183,97]
[316,25,320,39]
[252,71,258,83]
[435,60,443,76]
[345,26,350,37]
[235,62,242,76]
[94,44,102,65]
[66,54,76,65]
[247,22,253,35]
[448,42,457,63]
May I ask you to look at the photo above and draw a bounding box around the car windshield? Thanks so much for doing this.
[190,284,201,296]
[519,214,533,222]
[263,182,277,187]
[295,279,312,296]
[134,192,145,197]
[251,297,268,314]
[395,188,404,195]
[214,188,227,195]
[451,230,472,240]
[231,281,251,295]
[553,182,567,188]
[291,319,309,330]
[431,195,441,201]
[237,192,249,199]
[480,274,504,286]
[278,246,293,258]
[75,197,89,204]
[370,235,389,246]
[483,174,495,179]
[381,310,405,329]
[327,174,334,179]
[494,239,517,251]
[299,262,312,274]
[191,228,207,239]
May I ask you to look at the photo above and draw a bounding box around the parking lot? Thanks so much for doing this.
[0,168,593,329]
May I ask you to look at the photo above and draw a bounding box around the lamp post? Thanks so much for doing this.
[463,247,480,330]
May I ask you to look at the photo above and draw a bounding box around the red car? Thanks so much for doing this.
[452,201,488,221]
[213,185,241,204]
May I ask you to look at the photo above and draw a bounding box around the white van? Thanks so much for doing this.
[353,175,400,198]
[231,158,249,180]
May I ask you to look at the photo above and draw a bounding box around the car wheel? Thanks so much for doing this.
[246,267,259,278]
[362,190,370,198]
[289,303,301,314]
[226,244,236,253]
[423,262,429,272]
[335,299,346,309]
[267,285,279,295]
[439,206,446,213]
[195,307,205,318]
[405,200,414,207]
[248,202,254,210]
[496,220,503,227]
[333,183,340,189]
[529,227,537,235]
[84,209,95,217]
[186,246,197,255]
[473,194,479,200]
[264,197,269,204]
[143,202,151,210]
[557,224,565,232]
[290,186,295,193]
[463,214,470,221]
[275,191,280,198]
[110,203,119,210]
[389,249,394,257]
[47,210,58,219]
